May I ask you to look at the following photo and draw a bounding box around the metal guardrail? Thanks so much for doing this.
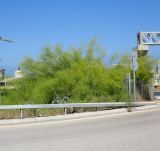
[0,102,156,119]
[0,102,155,110]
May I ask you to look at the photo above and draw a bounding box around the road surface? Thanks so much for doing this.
[0,109,160,151]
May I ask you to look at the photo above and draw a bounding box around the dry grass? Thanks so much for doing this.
[0,107,123,120]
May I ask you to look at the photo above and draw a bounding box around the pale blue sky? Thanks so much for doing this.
[1,0,160,75]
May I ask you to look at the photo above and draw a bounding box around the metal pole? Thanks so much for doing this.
[133,67,136,104]
[128,73,131,96]
[132,49,137,107]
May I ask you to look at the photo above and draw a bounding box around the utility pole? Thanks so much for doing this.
[128,73,131,97]
[131,48,138,105]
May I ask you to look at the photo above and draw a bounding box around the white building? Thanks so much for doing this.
[15,67,23,79]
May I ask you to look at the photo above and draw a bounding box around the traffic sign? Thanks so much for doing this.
[130,50,138,71]
[130,59,138,71]
[133,61,138,71]
[132,51,137,60]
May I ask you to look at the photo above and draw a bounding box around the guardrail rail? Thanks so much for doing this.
[0,102,155,119]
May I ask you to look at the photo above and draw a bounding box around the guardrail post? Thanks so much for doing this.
[64,108,67,115]
[20,109,23,119]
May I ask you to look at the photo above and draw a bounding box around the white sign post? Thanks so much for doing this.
[131,48,138,106]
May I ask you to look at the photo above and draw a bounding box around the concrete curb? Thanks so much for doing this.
[0,104,159,126]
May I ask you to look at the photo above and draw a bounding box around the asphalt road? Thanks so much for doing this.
[0,109,160,151]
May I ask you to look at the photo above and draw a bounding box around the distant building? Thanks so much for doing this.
[0,67,23,89]
[15,67,23,79]
[0,69,5,79]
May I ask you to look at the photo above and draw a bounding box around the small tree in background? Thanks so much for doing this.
[136,55,157,100]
